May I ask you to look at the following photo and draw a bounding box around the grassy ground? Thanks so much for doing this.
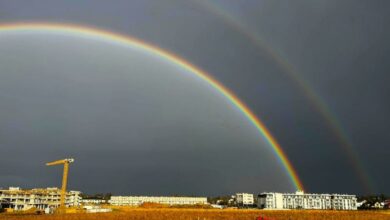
[1,208,389,220]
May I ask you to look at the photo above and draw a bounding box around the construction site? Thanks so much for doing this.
[1,158,390,220]
[0,187,81,212]
[0,158,208,214]
[0,158,81,213]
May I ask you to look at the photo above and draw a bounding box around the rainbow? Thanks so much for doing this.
[193,1,374,192]
[0,22,304,191]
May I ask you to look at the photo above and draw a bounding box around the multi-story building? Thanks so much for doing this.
[258,192,284,209]
[235,193,254,206]
[109,196,207,206]
[0,187,81,211]
[258,191,357,210]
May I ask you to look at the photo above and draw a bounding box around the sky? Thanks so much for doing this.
[0,0,389,196]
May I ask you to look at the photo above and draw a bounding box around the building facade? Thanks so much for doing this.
[235,193,254,206]
[82,199,106,204]
[0,187,81,211]
[258,191,357,210]
[109,196,207,206]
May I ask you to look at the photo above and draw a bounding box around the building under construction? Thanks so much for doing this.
[0,187,81,211]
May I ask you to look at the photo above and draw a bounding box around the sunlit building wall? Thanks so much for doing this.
[109,196,207,206]
[235,193,254,206]
[82,199,106,204]
[0,187,81,211]
[258,191,357,210]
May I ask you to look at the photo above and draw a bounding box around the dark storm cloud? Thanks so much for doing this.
[0,34,292,195]
[231,0,390,194]
[0,0,389,195]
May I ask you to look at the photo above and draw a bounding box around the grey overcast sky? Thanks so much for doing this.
[0,0,389,196]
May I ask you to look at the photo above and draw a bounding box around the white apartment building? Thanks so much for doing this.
[109,196,207,206]
[235,193,254,206]
[258,191,357,210]
[82,199,106,204]
[0,187,81,211]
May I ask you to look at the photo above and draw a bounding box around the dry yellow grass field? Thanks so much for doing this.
[1,208,390,220]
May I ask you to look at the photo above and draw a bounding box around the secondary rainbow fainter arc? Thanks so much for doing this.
[0,22,304,191]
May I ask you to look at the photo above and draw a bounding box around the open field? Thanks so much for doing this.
[1,208,390,220]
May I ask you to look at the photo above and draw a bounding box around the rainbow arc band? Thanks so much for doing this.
[0,23,304,191]
[195,1,375,192]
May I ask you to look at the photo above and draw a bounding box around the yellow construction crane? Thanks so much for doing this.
[46,158,74,210]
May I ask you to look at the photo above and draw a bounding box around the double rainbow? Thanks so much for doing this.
[0,23,304,191]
